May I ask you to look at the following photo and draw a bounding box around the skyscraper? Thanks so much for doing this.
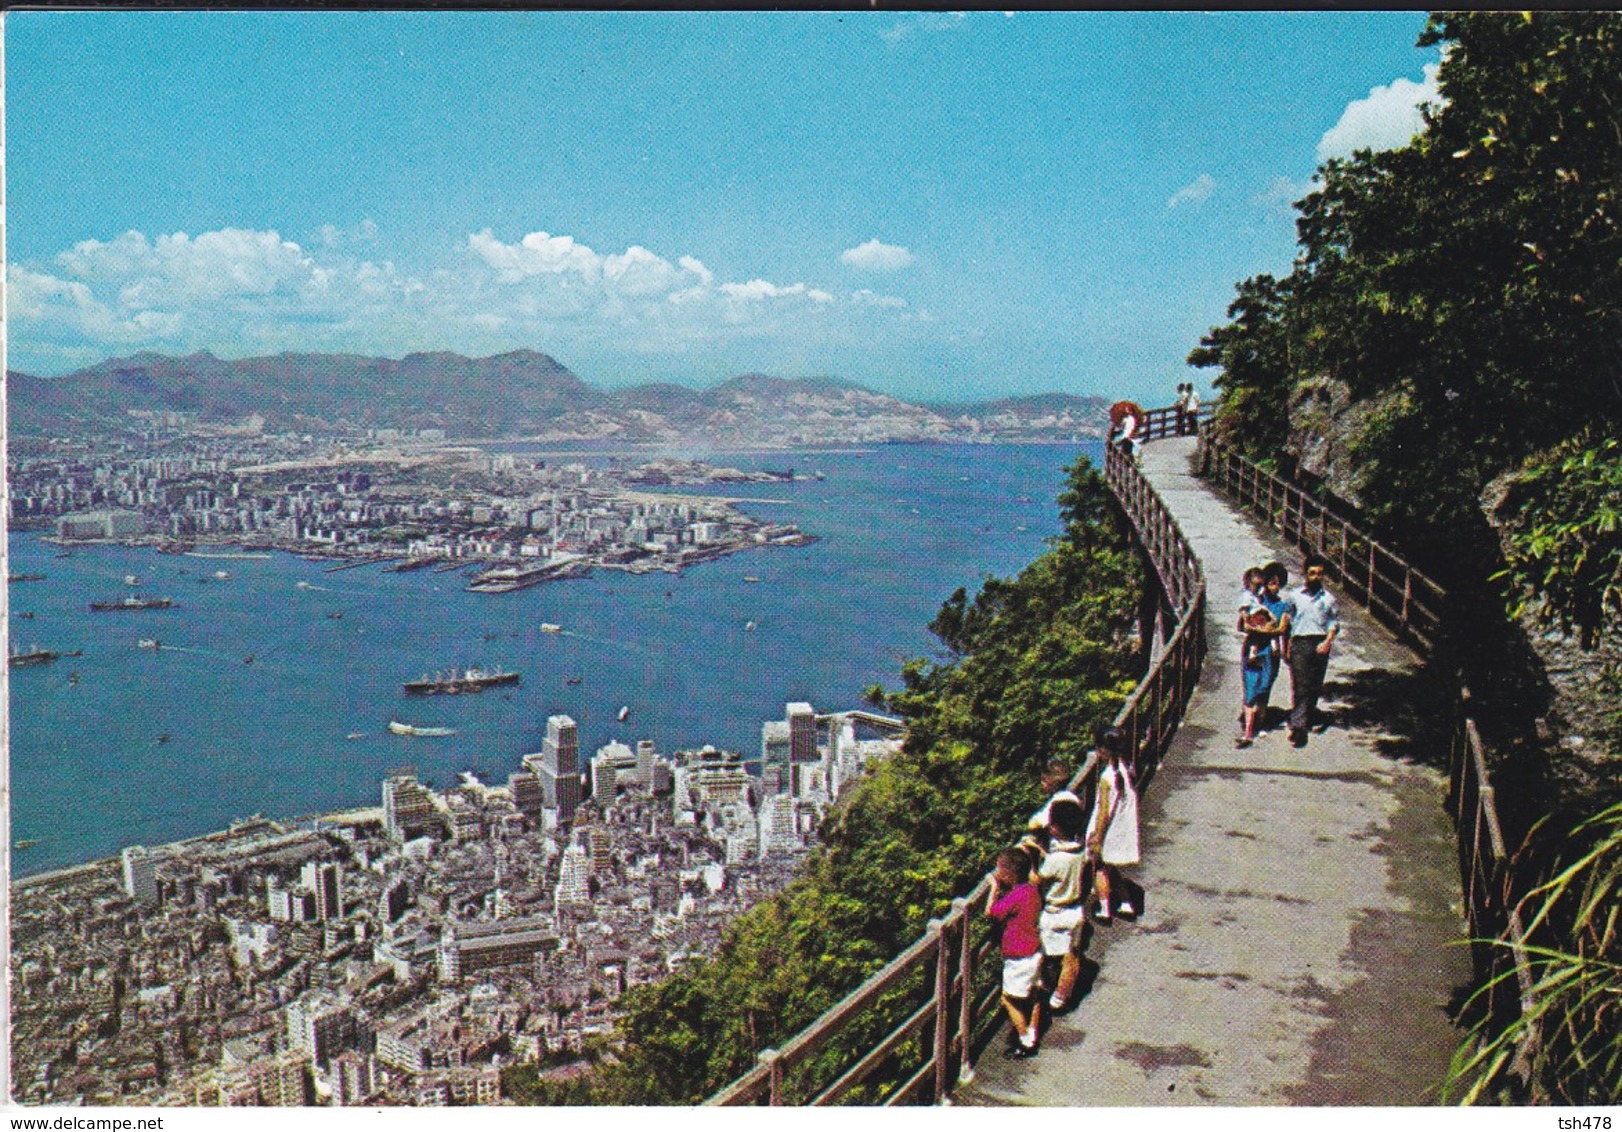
[760,721,792,797]
[301,861,344,922]
[538,715,581,823]
[121,846,158,906]
[382,772,438,842]
[787,701,816,767]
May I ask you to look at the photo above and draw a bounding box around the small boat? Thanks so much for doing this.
[9,647,60,667]
[540,623,563,634]
[54,550,72,559]
[15,611,34,620]
[138,639,161,650]
[9,572,46,583]
[243,654,255,664]
[14,839,39,851]
[124,574,141,586]
[565,675,583,686]
[214,570,231,580]
[68,671,80,686]
[156,733,171,744]
[345,731,365,740]
[296,581,314,590]
[388,721,457,737]
[743,576,760,584]
[327,611,343,619]
[618,705,631,722]
[745,620,757,631]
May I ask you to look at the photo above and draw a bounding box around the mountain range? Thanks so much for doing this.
[8,349,1110,446]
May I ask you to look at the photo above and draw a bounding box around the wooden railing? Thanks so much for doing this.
[1195,425,1538,1084]
[1199,432,1445,652]
[707,416,1207,1106]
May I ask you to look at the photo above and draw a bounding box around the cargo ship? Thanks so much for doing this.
[90,595,174,612]
[9,572,46,583]
[9,647,60,667]
[402,666,520,695]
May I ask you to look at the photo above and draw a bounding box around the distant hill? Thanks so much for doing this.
[8,350,1111,445]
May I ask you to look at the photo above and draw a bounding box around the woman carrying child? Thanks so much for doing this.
[1087,728,1141,923]
[984,847,1043,1058]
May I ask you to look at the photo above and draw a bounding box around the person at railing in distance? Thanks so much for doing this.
[985,846,1044,1059]
[1184,384,1200,434]
[1284,553,1342,749]
[1257,562,1293,732]
[1035,798,1091,1013]
[1173,383,1191,435]
[1087,728,1141,922]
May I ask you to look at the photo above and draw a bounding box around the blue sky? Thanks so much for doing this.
[7,11,1441,403]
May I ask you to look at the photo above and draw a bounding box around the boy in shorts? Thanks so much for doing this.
[985,846,1043,1058]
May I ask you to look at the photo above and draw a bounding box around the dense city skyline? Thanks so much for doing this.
[9,11,1441,404]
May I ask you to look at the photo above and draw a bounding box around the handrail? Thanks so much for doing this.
[1194,424,1538,1086]
[707,409,1207,1106]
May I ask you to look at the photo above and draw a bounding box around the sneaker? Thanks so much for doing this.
[1094,904,1112,923]
[1118,901,1135,916]
[1003,1043,1039,1060]
[1290,729,1307,748]
[1235,736,1252,749]
[1048,992,1068,1010]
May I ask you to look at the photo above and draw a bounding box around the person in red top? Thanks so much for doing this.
[985,846,1043,1058]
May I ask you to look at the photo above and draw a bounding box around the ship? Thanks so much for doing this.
[540,623,563,634]
[14,839,39,851]
[124,574,141,586]
[618,705,631,722]
[9,647,60,667]
[90,595,174,611]
[9,572,46,583]
[388,721,458,737]
[138,638,161,650]
[214,570,231,580]
[402,666,521,695]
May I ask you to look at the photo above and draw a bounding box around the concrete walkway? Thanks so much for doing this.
[959,437,1470,1106]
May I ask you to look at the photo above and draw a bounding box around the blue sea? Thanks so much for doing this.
[8,441,1100,876]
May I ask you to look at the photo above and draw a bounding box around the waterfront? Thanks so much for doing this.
[9,441,1098,876]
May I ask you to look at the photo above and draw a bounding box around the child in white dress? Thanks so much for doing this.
[1086,728,1141,922]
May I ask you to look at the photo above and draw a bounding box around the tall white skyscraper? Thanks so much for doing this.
[121,846,158,906]
[787,702,816,767]
[539,715,581,823]
[554,842,591,906]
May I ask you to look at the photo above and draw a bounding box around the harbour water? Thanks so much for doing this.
[8,441,1100,876]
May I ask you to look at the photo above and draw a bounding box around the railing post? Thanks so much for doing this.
[761,1048,783,1106]
[954,897,976,1087]
[929,917,950,1104]
[1401,571,1412,632]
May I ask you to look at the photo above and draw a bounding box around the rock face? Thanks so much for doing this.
[1482,468,1622,803]
[1282,377,1407,512]
[9,350,1111,446]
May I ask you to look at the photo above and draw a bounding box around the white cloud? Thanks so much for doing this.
[1252,175,1314,212]
[840,239,914,272]
[11,222,912,375]
[1317,62,1441,162]
[1167,174,1218,210]
[879,12,967,45]
[851,289,908,310]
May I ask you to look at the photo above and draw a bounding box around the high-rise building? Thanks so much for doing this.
[554,843,591,907]
[760,721,792,797]
[285,991,355,1067]
[537,715,581,823]
[636,740,657,789]
[508,770,544,828]
[301,861,344,922]
[121,846,158,906]
[787,702,817,768]
[382,772,439,842]
[590,740,636,801]
[759,794,800,860]
[378,876,410,923]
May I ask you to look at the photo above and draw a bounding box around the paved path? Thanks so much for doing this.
[960,437,1470,1106]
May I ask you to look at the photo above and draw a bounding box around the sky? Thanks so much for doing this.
[6,11,1443,404]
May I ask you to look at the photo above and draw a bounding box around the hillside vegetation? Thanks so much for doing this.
[1191,12,1621,1103]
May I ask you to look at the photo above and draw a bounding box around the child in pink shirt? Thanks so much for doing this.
[985,846,1043,1057]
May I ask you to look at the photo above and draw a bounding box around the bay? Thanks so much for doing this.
[8,441,1101,876]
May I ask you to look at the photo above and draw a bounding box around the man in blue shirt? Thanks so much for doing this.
[1285,554,1341,748]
